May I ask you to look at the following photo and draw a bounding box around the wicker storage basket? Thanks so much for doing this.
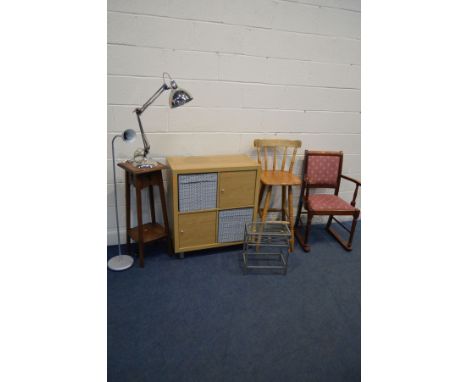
[178,173,218,212]
[218,208,254,243]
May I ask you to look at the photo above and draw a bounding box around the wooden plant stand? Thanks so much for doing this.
[118,162,172,267]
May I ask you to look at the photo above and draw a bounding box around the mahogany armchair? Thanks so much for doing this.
[294,150,361,252]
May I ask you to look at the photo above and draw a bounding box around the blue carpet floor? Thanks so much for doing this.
[108,222,360,382]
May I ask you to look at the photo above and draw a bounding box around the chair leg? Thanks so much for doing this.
[295,211,312,252]
[258,184,265,218]
[281,185,286,221]
[257,186,272,251]
[288,185,295,251]
[261,186,272,223]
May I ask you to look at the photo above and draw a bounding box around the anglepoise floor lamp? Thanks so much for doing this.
[108,72,192,270]
[130,72,193,168]
[108,129,136,271]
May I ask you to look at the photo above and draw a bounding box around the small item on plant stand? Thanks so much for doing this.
[108,129,137,271]
[129,72,193,169]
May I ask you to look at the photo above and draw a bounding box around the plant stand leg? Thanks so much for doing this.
[136,185,145,267]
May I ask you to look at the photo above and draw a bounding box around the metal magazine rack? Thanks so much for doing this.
[242,221,291,275]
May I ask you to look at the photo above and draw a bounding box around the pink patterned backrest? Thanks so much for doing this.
[306,154,341,187]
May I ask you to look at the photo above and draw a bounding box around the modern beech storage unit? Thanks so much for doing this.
[167,154,261,258]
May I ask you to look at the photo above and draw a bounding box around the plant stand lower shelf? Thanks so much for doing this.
[128,223,166,243]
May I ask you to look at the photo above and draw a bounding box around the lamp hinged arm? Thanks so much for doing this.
[133,83,170,157]
[135,112,151,157]
[136,83,169,114]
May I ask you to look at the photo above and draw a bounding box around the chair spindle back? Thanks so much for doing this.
[254,139,302,173]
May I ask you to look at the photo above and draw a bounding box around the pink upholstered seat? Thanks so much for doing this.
[306,194,356,212]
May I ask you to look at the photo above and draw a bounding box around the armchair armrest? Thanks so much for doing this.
[340,174,361,207]
[340,174,361,186]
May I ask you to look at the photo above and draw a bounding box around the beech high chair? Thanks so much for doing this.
[254,139,302,251]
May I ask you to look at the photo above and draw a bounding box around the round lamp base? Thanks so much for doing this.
[107,255,134,271]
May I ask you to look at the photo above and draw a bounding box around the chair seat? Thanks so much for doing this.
[306,194,356,212]
[260,171,302,186]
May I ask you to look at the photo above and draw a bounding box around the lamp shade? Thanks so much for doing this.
[122,129,136,142]
[169,87,193,108]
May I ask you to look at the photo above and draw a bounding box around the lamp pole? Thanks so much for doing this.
[108,129,136,271]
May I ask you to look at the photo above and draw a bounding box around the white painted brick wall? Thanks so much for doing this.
[107,0,361,245]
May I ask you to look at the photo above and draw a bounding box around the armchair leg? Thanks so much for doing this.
[326,215,333,229]
[295,212,312,252]
[327,226,350,251]
[347,212,360,248]
[326,213,360,251]
[294,196,303,228]
[288,185,294,251]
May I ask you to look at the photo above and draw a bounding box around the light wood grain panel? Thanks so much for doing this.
[178,211,217,248]
[260,171,302,186]
[168,155,261,253]
[219,171,257,209]
[167,154,258,172]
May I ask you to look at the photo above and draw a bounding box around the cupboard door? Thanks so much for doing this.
[178,211,217,248]
[218,171,256,209]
